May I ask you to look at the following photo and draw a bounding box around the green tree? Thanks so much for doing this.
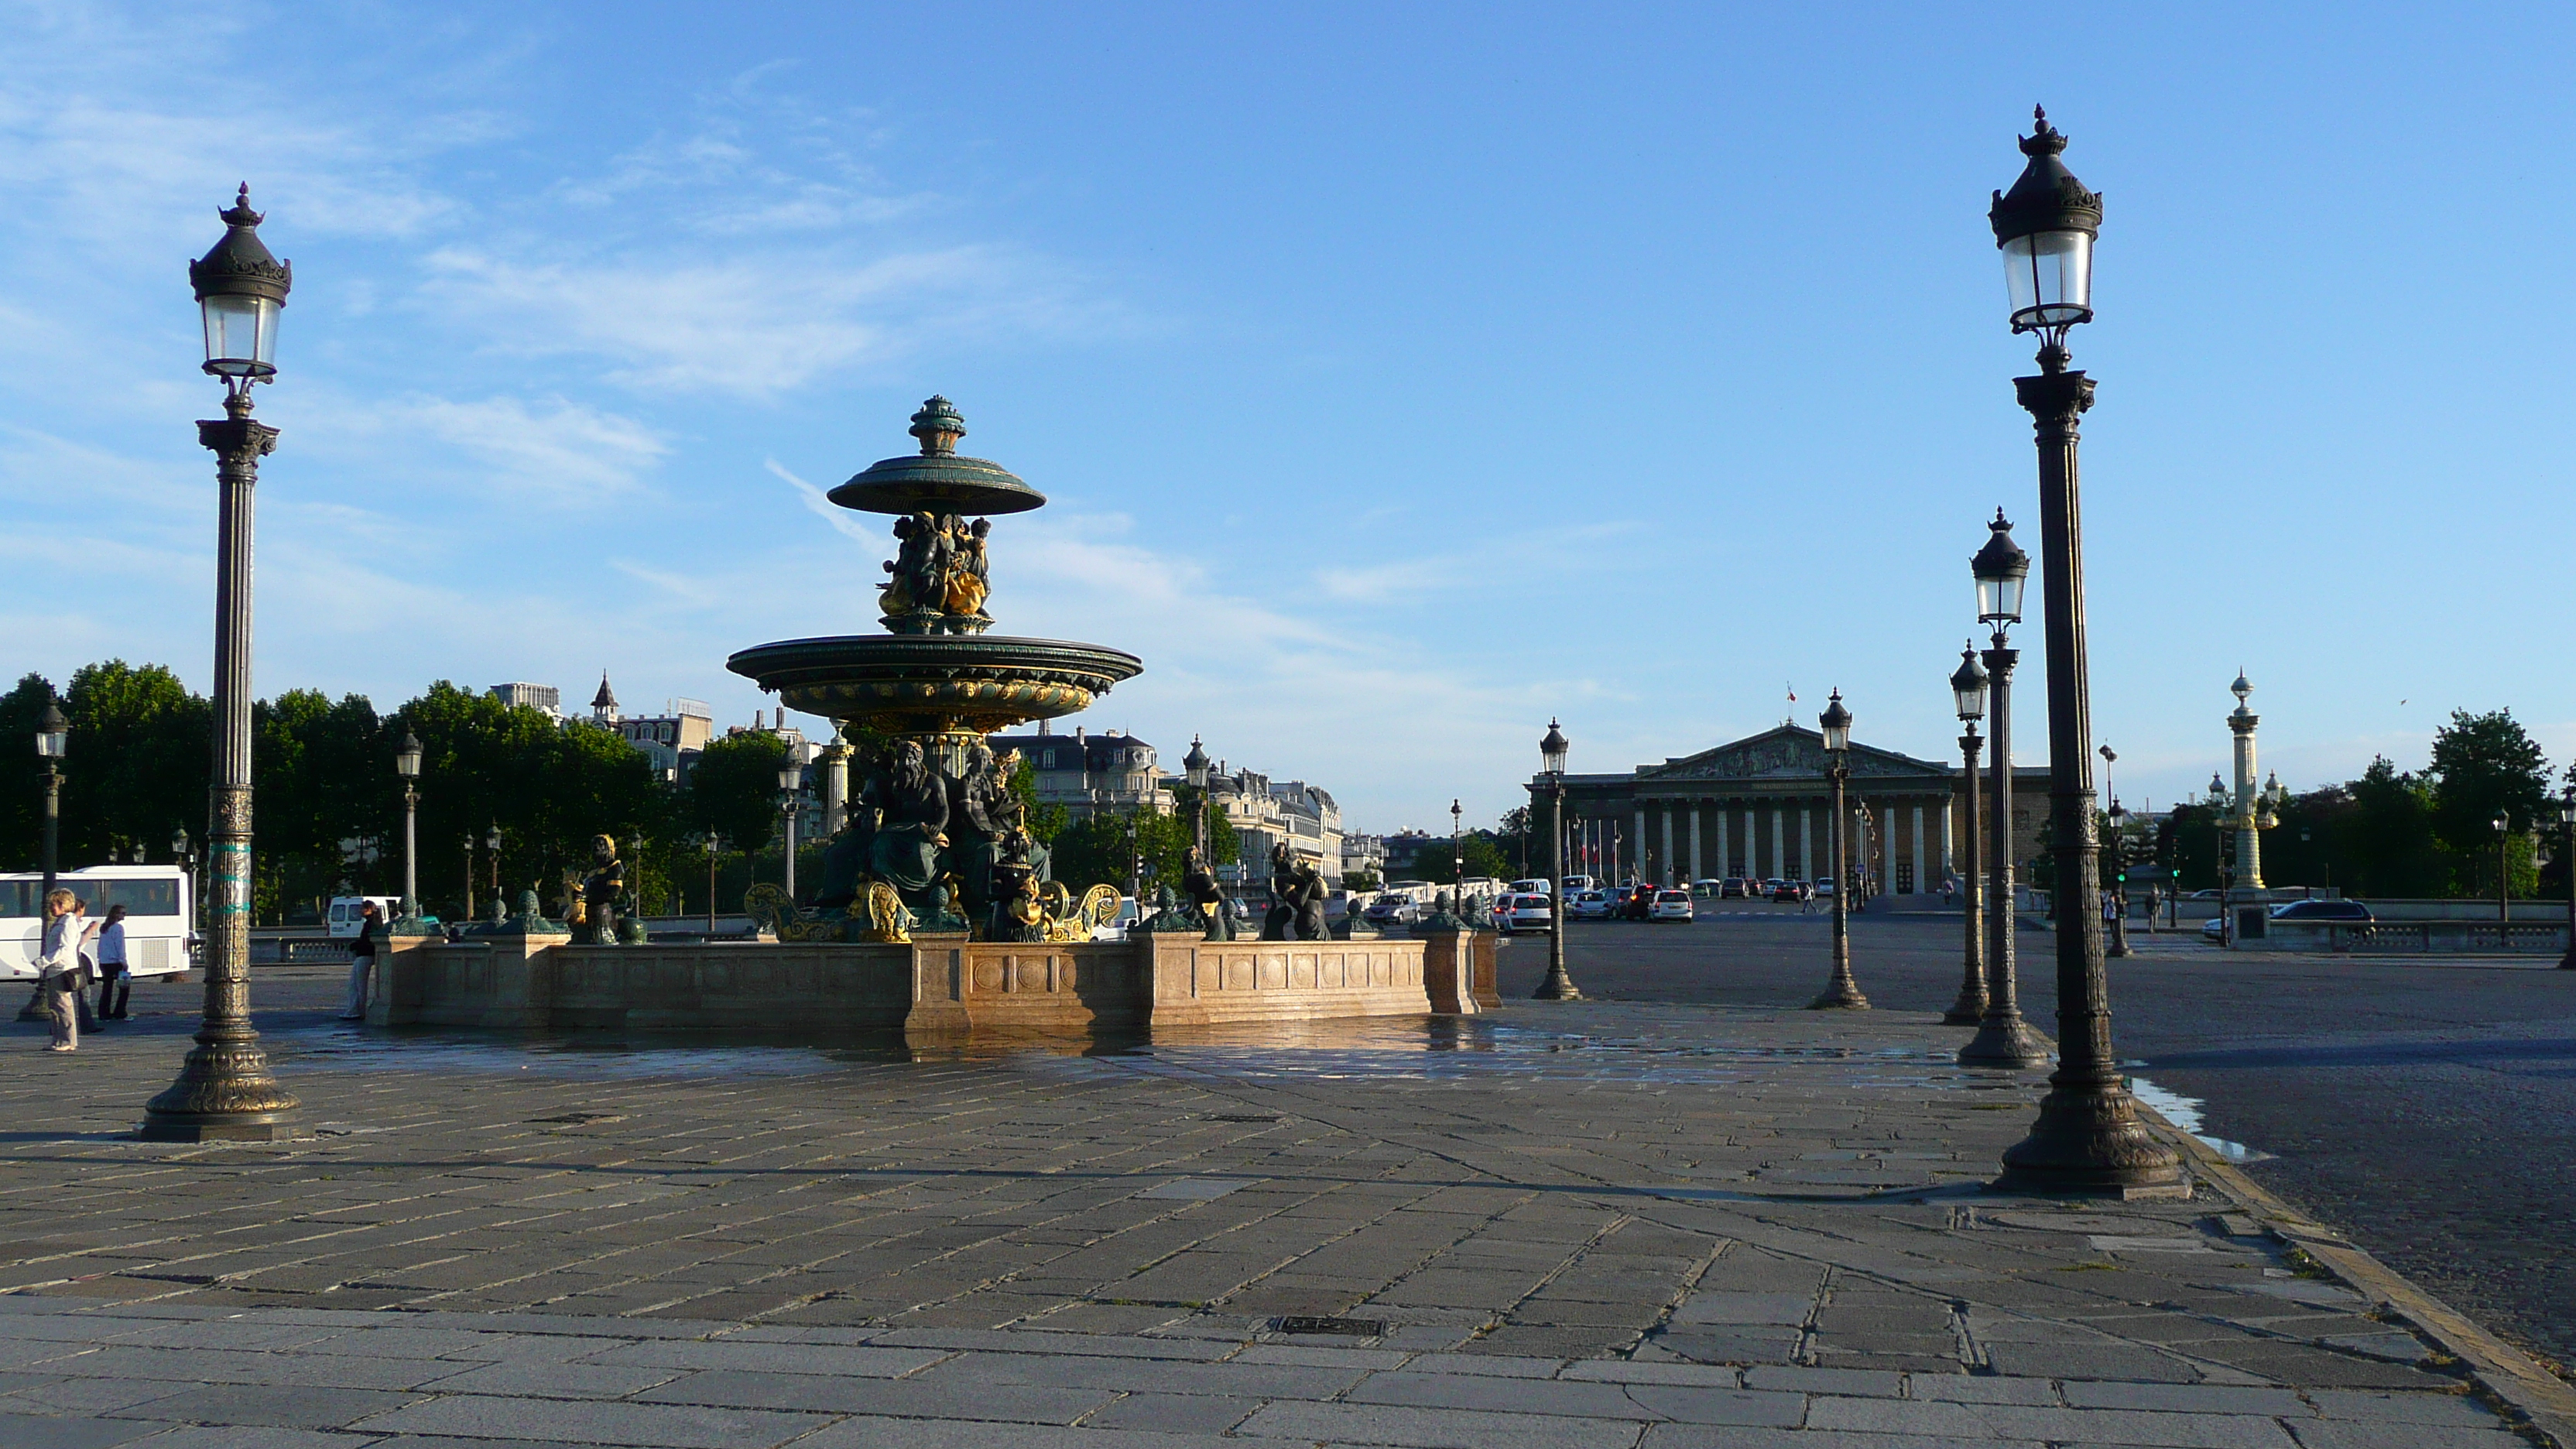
[2427,708,2550,898]
[0,673,58,869]
[61,660,211,867]
[687,730,789,858]
[1406,831,1510,884]
[2343,755,2451,898]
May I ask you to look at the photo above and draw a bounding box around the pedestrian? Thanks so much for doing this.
[342,899,381,1021]
[67,897,101,1035]
[2146,885,2163,932]
[33,888,95,1052]
[94,903,131,1022]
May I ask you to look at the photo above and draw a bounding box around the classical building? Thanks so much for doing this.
[1560,724,2049,896]
[986,724,1171,819]
[1208,771,1342,891]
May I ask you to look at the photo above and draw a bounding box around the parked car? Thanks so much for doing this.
[2203,898,2373,943]
[1618,884,1657,920]
[2270,899,2372,923]
[1567,889,1616,920]
[1649,889,1694,922]
[1718,877,1756,899]
[1813,876,1837,899]
[1496,893,1554,934]
[1364,896,1419,927]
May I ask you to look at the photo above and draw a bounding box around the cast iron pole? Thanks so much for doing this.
[143,387,300,1141]
[1535,775,1580,1000]
[1944,727,1986,1023]
[1961,639,2045,1066]
[1809,755,1867,1009]
[1995,355,2178,1193]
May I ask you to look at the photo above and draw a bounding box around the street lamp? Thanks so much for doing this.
[1533,719,1581,1001]
[704,834,721,935]
[2558,789,2574,970]
[1451,798,1464,908]
[2494,810,2511,924]
[146,187,300,1142]
[395,731,423,926]
[1944,649,1989,1025]
[1961,513,2047,1067]
[1182,735,1211,861]
[779,756,804,901]
[1808,690,1868,1010]
[1986,108,2180,1194]
[16,700,70,1023]
[2105,799,2132,957]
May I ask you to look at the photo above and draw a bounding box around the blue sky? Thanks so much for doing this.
[5,2,2571,834]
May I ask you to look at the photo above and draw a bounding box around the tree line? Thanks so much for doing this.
[2149,707,2573,899]
[0,661,1258,924]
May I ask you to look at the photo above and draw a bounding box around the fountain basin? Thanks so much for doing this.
[727,634,1142,735]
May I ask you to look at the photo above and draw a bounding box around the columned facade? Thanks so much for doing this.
[1560,725,1999,896]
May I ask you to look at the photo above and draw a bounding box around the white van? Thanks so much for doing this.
[0,865,197,980]
[327,896,403,939]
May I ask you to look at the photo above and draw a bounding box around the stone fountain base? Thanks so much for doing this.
[368,932,1495,1037]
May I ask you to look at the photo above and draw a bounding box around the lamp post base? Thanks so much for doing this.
[139,1039,303,1142]
[14,984,42,1023]
[1940,988,1988,1026]
[1993,1082,2187,1197]
[1806,978,1869,1010]
[1958,1012,2050,1067]
[1533,973,1583,1002]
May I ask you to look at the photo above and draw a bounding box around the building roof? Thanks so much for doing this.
[591,673,617,711]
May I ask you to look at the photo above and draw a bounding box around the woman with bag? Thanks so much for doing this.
[34,888,97,1052]
[341,900,380,1021]
[94,903,131,1022]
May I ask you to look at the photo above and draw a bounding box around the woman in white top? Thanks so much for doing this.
[95,903,130,1021]
[34,888,98,1052]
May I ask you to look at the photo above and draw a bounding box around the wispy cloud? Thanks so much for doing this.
[293,392,668,505]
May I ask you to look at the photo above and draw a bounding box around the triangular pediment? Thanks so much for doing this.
[1639,725,1948,782]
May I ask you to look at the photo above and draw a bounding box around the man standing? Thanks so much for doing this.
[342,901,381,1021]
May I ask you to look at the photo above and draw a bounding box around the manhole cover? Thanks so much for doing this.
[1276,1316,1387,1337]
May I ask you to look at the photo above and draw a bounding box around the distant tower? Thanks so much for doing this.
[2228,671,2264,889]
[591,672,619,726]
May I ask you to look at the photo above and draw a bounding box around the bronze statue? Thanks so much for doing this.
[1184,846,1230,941]
[1281,850,1331,941]
[580,834,625,945]
[870,740,952,918]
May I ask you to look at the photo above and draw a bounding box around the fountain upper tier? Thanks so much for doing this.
[728,396,1140,737]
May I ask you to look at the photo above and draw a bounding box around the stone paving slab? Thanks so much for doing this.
[0,985,2559,1446]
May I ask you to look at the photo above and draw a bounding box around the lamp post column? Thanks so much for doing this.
[144,390,298,1140]
[1963,645,2046,1067]
[1944,727,1985,1023]
[783,799,799,901]
[2560,789,2575,970]
[1995,358,2177,1193]
[401,781,420,919]
[1536,777,1580,1000]
[1808,692,1866,1010]
[18,721,64,1025]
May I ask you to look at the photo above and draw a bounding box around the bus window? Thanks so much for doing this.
[0,881,36,917]
[97,879,179,917]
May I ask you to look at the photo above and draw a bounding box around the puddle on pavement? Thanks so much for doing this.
[265,1014,1993,1091]
[2126,1074,2274,1162]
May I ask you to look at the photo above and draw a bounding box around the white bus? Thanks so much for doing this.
[0,865,197,981]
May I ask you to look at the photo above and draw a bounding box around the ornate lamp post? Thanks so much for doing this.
[1985,108,2179,1193]
[395,731,423,924]
[1451,799,1464,906]
[1533,720,1581,1000]
[144,187,300,1142]
[2559,789,2575,969]
[704,834,721,934]
[779,757,804,901]
[2494,810,2511,924]
[1944,650,1989,1024]
[1181,735,1211,860]
[15,701,70,1023]
[1808,691,1868,1009]
[485,824,502,913]
[1961,514,2047,1067]
[2105,800,2132,957]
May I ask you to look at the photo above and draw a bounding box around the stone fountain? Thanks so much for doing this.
[728,397,1142,942]
[370,400,1487,1037]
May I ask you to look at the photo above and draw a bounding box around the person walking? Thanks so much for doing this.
[67,897,101,1035]
[341,900,381,1021]
[94,903,131,1022]
[34,888,96,1052]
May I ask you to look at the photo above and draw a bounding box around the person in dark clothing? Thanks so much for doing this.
[341,901,381,1020]
[94,903,131,1021]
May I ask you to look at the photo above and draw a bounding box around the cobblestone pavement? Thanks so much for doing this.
[1506,913,2576,1376]
[0,963,2554,1447]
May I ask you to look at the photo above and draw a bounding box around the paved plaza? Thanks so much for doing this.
[0,956,2567,1447]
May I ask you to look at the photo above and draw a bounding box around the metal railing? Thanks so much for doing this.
[2279,920,2570,954]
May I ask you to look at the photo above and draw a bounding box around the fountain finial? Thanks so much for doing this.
[910,396,966,457]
